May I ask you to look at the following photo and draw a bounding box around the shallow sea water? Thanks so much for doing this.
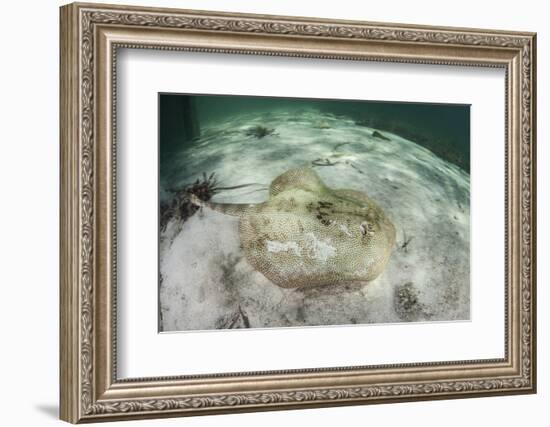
[159,105,470,332]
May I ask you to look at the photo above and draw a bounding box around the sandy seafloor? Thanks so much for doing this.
[159,109,470,332]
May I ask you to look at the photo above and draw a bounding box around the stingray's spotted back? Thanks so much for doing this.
[195,167,396,288]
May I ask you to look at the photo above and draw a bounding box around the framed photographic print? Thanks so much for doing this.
[60,2,537,423]
[158,93,471,332]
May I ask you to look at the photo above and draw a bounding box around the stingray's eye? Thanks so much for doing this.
[360,221,375,237]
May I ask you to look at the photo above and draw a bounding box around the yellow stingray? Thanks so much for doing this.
[191,167,396,288]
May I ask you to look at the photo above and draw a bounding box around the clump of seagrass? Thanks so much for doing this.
[372,130,390,141]
[160,173,264,231]
[245,125,277,139]
[160,172,219,230]
[394,282,433,322]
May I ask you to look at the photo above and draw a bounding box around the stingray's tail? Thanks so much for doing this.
[189,194,257,217]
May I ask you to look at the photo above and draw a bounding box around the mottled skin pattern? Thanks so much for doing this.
[191,168,396,288]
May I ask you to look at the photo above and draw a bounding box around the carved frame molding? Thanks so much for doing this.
[60,2,536,423]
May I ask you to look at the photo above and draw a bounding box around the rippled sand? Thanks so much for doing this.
[159,109,470,332]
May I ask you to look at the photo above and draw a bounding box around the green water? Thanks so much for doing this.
[159,93,470,173]
[158,93,471,330]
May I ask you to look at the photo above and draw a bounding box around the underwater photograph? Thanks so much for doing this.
[158,93,470,332]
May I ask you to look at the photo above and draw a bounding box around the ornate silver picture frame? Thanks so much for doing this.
[60,2,536,423]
